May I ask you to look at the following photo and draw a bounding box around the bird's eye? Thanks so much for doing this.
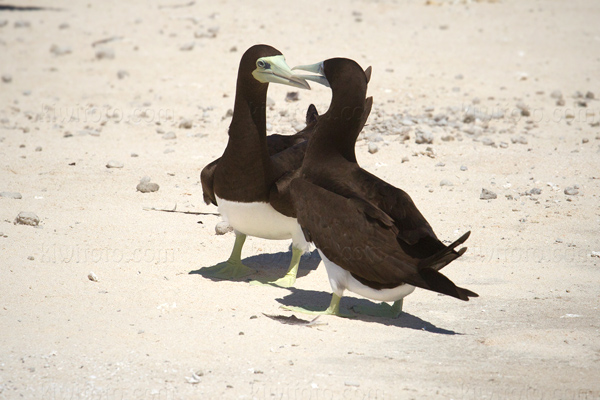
[257,60,266,68]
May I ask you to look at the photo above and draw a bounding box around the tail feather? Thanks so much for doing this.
[420,231,470,271]
[419,268,479,301]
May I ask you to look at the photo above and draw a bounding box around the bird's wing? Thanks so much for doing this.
[291,177,477,300]
[290,177,420,286]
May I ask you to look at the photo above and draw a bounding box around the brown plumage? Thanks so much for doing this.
[290,58,477,302]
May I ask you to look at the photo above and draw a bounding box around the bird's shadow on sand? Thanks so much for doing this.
[189,248,321,282]
[275,288,461,335]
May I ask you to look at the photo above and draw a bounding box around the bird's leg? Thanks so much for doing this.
[250,247,302,288]
[351,299,404,318]
[283,293,354,318]
[198,233,256,280]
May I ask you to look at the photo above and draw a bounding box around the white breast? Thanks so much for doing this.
[216,195,309,251]
[318,249,415,302]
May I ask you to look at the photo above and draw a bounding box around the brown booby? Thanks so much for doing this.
[285,58,478,317]
[199,44,313,287]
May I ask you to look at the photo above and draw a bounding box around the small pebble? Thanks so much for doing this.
[285,92,300,102]
[35,146,42,152]
[215,222,233,235]
[88,272,99,282]
[368,142,379,154]
[1,74,12,83]
[95,47,115,60]
[460,165,468,171]
[50,44,72,56]
[440,179,453,187]
[499,142,509,149]
[585,91,595,100]
[14,20,31,28]
[528,188,542,195]
[415,130,433,144]
[0,191,22,199]
[106,160,124,169]
[516,101,530,117]
[179,119,193,129]
[511,136,528,144]
[28,256,34,261]
[136,177,159,193]
[223,109,234,120]
[564,187,579,196]
[58,22,69,29]
[131,153,138,157]
[582,138,589,144]
[180,42,195,51]
[480,188,497,200]
[550,90,563,99]
[162,132,177,140]
[401,156,409,163]
[117,70,129,79]
[556,98,565,106]
[14,211,40,226]
[480,137,495,146]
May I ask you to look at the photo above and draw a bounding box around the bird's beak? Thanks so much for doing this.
[292,61,330,88]
[252,55,311,90]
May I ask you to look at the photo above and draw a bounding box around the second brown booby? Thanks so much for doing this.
[285,58,478,317]
[199,44,313,287]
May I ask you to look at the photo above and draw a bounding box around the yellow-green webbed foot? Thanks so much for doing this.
[282,293,355,318]
[250,247,301,288]
[350,299,404,318]
[198,233,256,280]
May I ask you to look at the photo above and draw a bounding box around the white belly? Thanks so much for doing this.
[216,195,309,251]
[319,249,416,302]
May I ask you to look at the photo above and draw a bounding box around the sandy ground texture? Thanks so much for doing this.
[1,0,600,399]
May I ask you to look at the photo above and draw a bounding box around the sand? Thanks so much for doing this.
[1,0,599,399]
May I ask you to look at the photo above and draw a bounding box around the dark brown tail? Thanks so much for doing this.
[417,231,478,301]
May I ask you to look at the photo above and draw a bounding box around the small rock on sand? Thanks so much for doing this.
[415,130,433,144]
[460,165,468,171]
[285,92,300,102]
[511,136,528,144]
[136,177,159,193]
[564,187,579,196]
[2,74,12,83]
[0,191,22,199]
[162,132,177,140]
[179,119,193,129]
[480,188,497,200]
[215,221,233,235]
[14,212,40,226]
[106,160,124,169]
[368,142,379,154]
[440,179,453,187]
[50,44,72,56]
[88,272,99,282]
[95,47,115,60]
